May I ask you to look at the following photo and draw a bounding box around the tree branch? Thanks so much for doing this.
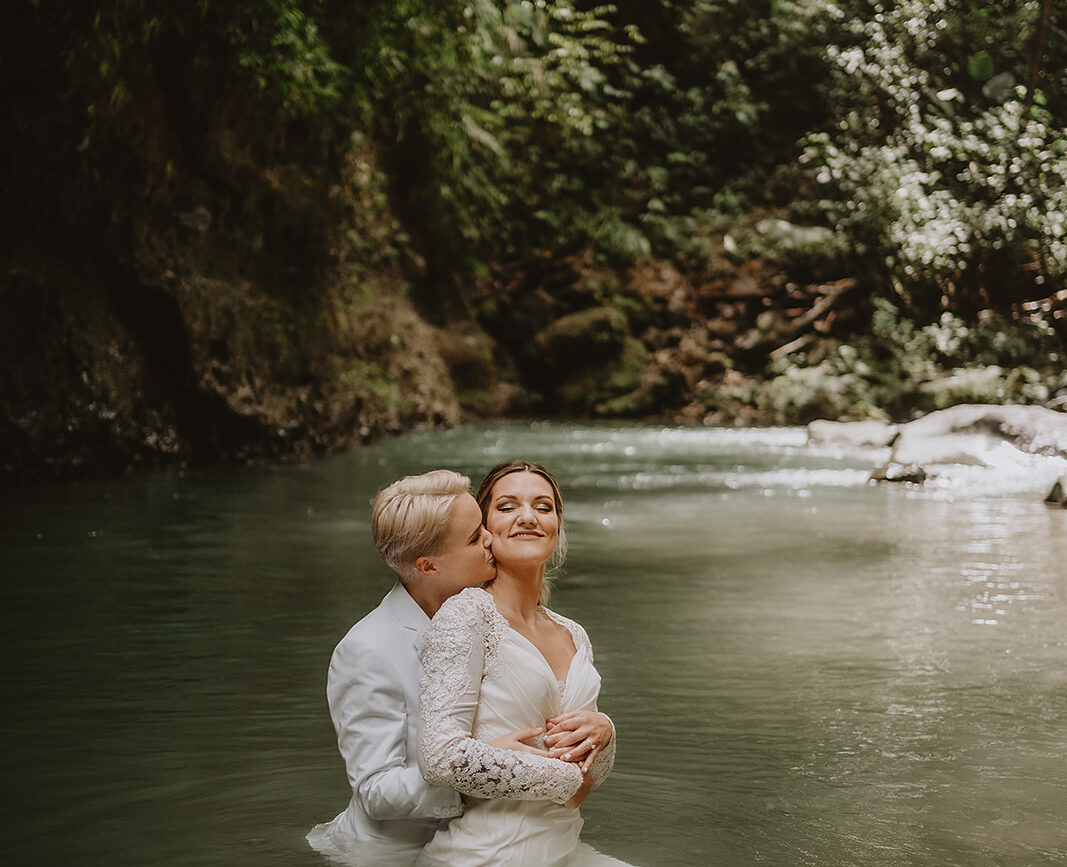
[1024,0,1053,113]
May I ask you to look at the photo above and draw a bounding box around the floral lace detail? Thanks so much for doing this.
[418,588,585,804]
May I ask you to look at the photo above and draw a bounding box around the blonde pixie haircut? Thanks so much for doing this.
[371,469,472,578]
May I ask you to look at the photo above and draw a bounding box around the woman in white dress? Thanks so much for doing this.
[416,460,633,867]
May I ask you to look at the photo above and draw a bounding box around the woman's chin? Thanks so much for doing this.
[492,551,552,571]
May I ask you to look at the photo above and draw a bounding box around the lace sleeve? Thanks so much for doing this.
[418,590,584,804]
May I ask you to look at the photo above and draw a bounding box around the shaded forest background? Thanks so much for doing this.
[2,0,1065,480]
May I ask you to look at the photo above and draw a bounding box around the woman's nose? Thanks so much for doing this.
[479,526,492,549]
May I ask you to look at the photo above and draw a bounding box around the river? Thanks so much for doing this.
[3,422,1065,866]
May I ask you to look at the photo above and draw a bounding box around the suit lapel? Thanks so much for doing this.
[383,581,430,641]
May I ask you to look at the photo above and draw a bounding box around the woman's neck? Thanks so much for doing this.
[488,562,544,623]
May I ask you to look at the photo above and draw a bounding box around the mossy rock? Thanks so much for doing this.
[432,325,517,416]
[552,336,649,413]
[596,365,688,417]
[524,306,629,384]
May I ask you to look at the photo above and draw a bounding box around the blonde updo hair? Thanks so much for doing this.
[371,469,471,578]
[476,460,567,604]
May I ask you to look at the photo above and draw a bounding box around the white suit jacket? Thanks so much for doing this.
[317,582,463,849]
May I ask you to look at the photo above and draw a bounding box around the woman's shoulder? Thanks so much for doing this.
[432,586,497,628]
[541,605,592,650]
[423,586,507,661]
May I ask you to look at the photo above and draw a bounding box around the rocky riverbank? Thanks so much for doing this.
[809,404,1067,501]
[4,100,1064,484]
[470,236,1067,428]
[7,2,1067,485]
[4,217,1066,483]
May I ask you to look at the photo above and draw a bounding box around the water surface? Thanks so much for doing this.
[3,423,1065,866]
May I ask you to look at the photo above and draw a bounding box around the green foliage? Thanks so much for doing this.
[311,0,839,272]
[19,0,1067,296]
[619,1,837,209]
[439,1,647,262]
[54,1,349,133]
[11,0,1067,438]
[231,1,345,122]
[801,0,1067,315]
[759,299,1060,421]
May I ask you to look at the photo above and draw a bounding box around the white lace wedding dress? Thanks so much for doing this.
[416,587,633,867]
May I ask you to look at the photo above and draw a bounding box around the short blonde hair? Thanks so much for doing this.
[371,470,471,576]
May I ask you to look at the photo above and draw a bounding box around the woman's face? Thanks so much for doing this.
[484,471,560,568]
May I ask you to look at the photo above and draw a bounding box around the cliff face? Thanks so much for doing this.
[0,4,481,481]
[1,253,468,482]
[1,82,475,481]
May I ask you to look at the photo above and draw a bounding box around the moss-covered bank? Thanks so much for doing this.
[7,200,1064,483]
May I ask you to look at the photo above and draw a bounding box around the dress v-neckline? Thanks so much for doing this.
[507,624,577,689]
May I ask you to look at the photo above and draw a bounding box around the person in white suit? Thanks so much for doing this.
[307,469,611,865]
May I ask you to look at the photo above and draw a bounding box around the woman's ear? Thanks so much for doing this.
[413,555,438,578]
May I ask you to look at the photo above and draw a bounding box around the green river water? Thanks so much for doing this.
[3,422,1065,866]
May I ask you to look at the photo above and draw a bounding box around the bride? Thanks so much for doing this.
[416,460,633,867]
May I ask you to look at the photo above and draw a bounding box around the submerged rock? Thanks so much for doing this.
[869,462,927,484]
[1046,477,1067,508]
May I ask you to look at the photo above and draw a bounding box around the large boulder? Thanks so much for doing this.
[554,337,649,414]
[807,419,899,449]
[869,462,927,484]
[889,404,1067,464]
[518,305,653,414]
[523,306,629,384]
[870,404,1067,495]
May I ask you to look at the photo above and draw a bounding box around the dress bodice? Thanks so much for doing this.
[471,605,600,744]
[416,588,615,867]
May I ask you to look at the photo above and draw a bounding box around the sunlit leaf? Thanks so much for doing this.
[967,50,994,82]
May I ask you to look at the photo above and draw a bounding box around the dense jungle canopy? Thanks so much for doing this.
[2,0,1065,480]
